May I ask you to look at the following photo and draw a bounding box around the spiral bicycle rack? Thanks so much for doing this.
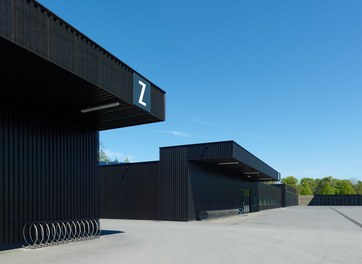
[22,219,101,249]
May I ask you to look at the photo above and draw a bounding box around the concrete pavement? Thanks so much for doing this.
[1,206,361,264]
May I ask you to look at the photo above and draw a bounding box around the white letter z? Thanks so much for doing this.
[138,80,147,107]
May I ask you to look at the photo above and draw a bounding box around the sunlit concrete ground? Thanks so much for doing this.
[1,206,362,264]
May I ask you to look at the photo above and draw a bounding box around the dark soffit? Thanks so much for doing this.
[0,0,165,130]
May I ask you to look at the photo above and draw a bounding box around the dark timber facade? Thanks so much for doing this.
[309,195,362,206]
[100,141,296,221]
[0,0,165,247]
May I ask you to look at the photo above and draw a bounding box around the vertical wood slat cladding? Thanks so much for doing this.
[309,195,362,206]
[100,162,159,220]
[3,0,133,102]
[189,163,283,219]
[151,87,166,122]
[0,100,99,245]
[158,142,234,221]
[188,162,245,220]
[0,0,13,39]
[0,0,168,107]
[272,184,298,207]
[100,142,283,222]
[256,183,282,211]
[185,141,233,161]
[159,147,189,221]
[1,1,166,132]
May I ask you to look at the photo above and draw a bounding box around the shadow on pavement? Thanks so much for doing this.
[100,230,124,236]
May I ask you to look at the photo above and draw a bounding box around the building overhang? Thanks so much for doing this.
[192,158,279,182]
[0,0,165,130]
[165,141,280,181]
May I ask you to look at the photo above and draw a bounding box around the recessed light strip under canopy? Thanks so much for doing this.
[81,102,120,113]
[218,162,240,165]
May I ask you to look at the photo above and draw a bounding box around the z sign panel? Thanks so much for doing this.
[133,73,151,112]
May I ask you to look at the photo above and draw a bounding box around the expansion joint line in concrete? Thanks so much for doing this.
[329,207,362,229]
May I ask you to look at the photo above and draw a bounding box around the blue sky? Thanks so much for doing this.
[38,0,362,181]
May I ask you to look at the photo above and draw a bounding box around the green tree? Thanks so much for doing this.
[282,176,299,193]
[355,182,362,194]
[336,180,356,194]
[315,176,337,195]
[124,157,130,163]
[300,178,317,194]
[300,181,313,195]
[98,142,110,162]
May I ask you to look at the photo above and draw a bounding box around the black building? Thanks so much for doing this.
[0,0,165,247]
[273,184,299,207]
[100,141,296,221]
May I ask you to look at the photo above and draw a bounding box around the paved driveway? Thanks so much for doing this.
[1,206,361,264]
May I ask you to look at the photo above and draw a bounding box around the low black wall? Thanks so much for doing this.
[309,195,362,206]
[100,162,160,220]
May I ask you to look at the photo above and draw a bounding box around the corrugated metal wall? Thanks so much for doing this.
[100,162,160,220]
[0,100,99,245]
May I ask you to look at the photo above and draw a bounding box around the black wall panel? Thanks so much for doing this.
[100,142,284,222]
[309,195,362,206]
[0,100,99,246]
[189,162,282,219]
[273,184,298,207]
[159,146,189,221]
[158,142,234,221]
[100,162,159,220]
[151,87,166,122]
[256,183,281,211]
[284,185,298,206]
[189,162,248,220]
[0,0,14,39]
[185,141,233,161]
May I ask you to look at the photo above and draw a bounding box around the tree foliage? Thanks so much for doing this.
[336,180,356,195]
[282,176,360,195]
[282,176,298,189]
[98,142,110,162]
[315,176,337,195]
[355,182,362,195]
[300,181,313,195]
[300,178,317,193]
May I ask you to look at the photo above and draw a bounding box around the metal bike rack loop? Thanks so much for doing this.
[22,219,101,249]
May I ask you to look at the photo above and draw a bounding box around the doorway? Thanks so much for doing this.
[242,188,251,213]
